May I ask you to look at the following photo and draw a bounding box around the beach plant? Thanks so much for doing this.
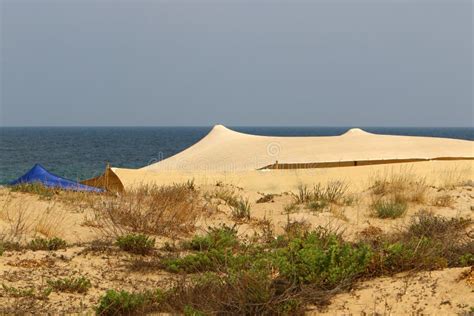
[211,187,240,207]
[273,230,372,286]
[28,237,67,251]
[380,237,448,272]
[283,217,311,239]
[369,168,428,204]
[90,183,205,238]
[316,181,349,204]
[10,183,55,199]
[230,197,251,221]
[405,211,471,239]
[365,211,473,273]
[371,198,407,219]
[161,225,244,274]
[293,184,312,204]
[116,233,155,255]
[293,182,351,213]
[0,197,34,243]
[182,224,238,251]
[96,289,164,316]
[459,253,474,266]
[283,202,299,214]
[2,284,52,300]
[47,276,92,294]
[307,200,328,212]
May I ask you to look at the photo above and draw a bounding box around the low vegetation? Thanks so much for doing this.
[369,211,473,272]
[182,224,238,251]
[100,211,472,314]
[369,168,428,205]
[116,233,155,255]
[292,181,353,214]
[90,184,207,238]
[96,289,164,315]
[47,276,92,294]
[371,198,408,218]
[230,197,251,221]
[28,237,67,251]
[2,284,52,300]
[10,183,55,199]
[207,187,240,207]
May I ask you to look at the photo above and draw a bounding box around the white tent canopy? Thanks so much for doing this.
[141,125,473,172]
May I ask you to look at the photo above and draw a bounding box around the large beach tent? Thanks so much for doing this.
[9,164,105,193]
[139,125,474,172]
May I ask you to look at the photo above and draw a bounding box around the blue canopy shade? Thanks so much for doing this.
[9,164,104,193]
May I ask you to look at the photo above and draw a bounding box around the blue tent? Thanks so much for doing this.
[9,164,104,193]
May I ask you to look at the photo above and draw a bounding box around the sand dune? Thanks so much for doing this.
[115,160,473,193]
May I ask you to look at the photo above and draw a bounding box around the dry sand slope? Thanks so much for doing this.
[0,160,473,314]
[315,267,474,315]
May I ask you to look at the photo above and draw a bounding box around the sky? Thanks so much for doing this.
[0,0,472,127]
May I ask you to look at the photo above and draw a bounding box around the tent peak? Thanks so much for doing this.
[211,124,229,131]
[342,128,372,136]
[210,124,237,135]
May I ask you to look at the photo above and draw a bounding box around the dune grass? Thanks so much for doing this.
[292,181,354,214]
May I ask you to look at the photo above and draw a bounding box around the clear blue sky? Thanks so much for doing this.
[1,0,472,127]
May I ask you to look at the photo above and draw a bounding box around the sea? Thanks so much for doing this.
[1,127,472,184]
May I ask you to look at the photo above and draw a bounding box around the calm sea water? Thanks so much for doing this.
[1,127,472,184]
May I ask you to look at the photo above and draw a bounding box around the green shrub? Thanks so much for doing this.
[96,289,163,315]
[184,225,238,251]
[230,198,251,220]
[0,241,22,255]
[116,234,155,255]
[47,276,91,294]
[163,225,242,273]
[372,199,407,218]
[164,267,303,315]
[459,253,474,266]
[381,237,447,272]
[28,237,67,251]
[307,200,328,212]
[407,212,471,238]
[273,231,372,287]
[394,212,473,268]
